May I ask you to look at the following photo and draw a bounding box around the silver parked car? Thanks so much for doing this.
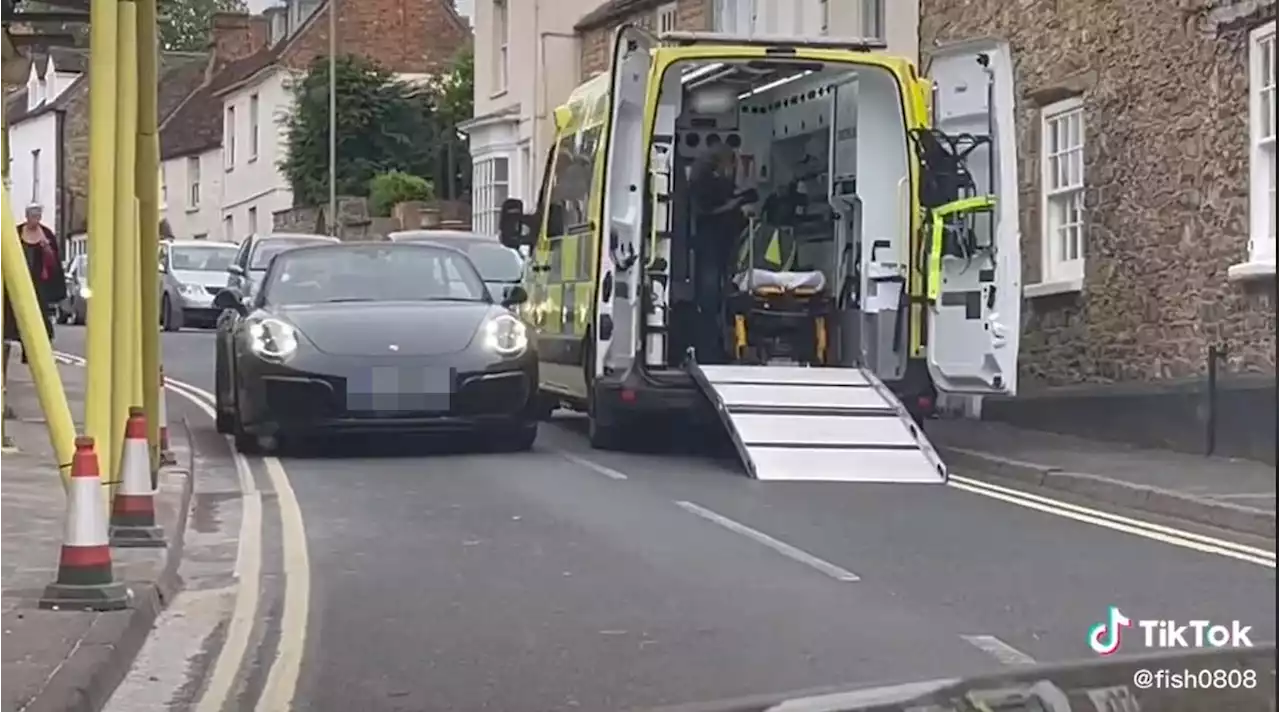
[159,240,239,330]
[225,233,339,301]
[56,254,90,325]
[386,230,524,301]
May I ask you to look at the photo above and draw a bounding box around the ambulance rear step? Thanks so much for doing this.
[688,363,948,483]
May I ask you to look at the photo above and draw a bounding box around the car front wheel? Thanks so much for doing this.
[495,420,537,452]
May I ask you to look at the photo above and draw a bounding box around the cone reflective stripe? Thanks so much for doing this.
[109,407,165,547]
[158,367,176,465]
[158,368,169,449]
[40,436,129,610]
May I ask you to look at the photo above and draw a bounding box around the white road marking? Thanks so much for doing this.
[256,456,312,712]
[948,478,1276,568]
[558,450,628,479]
[195,487,262,712]
[949,475,1273,559]
[960,634,1037,666]
[151,375,313,712]
[54,352,313,711]
[1203,493,1277,500]
[674,500,861,582]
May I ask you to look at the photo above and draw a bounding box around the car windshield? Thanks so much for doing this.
[169,245,237,271]
[263,245,490,305]
[250,238,333,270]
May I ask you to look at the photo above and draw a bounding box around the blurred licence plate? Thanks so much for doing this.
[345,366,453,413]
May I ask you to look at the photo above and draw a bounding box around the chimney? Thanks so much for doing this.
[264,6,288,47]
[209,12,270,66]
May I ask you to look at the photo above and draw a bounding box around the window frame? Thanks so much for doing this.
[225,105,236,170]
[249,93,260,161]
[656,2,678,33]
[187,156,201,211]
[1037,95,1086,291]
[860,0,885,41]
[1235,19,1277,279]
[472,155,512,236]
[30,148,40,203]
[223,214,234,242]
[248,206,259,234]
[492,0,509,95]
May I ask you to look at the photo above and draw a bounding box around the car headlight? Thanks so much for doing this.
[482,313,528,357]
[246,317,299,361]
[179,283,206,297]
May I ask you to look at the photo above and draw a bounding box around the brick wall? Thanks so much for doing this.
[210,12,270,68]
[920,0,1277,389]
[284,0,470,74]
[579,0,712,80]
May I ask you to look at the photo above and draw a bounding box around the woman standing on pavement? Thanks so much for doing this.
[3,204,67,365]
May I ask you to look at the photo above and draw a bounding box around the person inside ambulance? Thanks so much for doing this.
[689,143,752,362]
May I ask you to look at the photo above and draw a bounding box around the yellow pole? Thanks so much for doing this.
[136,0,163,473]
[131,199,143,412]
[84,0,121,486]
[2,99,9,449]
[0,187,76,485]
[110,0,140,485]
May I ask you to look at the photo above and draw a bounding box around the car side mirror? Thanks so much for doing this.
[498,198,535,249]
[227,264,245,277]
[501,285,529,307]
[213,288,247,314]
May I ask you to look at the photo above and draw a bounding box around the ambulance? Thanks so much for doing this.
[499,28,1020,484]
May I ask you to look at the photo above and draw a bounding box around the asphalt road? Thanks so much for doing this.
[59,325,1277,712]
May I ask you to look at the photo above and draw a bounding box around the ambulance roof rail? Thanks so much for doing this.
[657,31,888,53]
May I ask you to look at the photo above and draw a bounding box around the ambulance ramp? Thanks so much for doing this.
[689,364,948,483]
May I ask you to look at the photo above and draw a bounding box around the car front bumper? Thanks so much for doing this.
[236,350,539,436]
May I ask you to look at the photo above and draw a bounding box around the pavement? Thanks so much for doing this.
[22,325,1280,712]
[0,360,194,712]
[927,419,1277,539]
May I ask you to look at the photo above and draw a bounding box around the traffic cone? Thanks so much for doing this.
[40,436,130,610]
[158,368,177,466]
[109,407,166,547]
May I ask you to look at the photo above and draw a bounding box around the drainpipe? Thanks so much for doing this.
[54,107,68,244]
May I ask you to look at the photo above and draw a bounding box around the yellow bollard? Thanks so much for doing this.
[109,0,140,487]
[136,0,163,472]
[0,187,77,485]
[84,0,121,487]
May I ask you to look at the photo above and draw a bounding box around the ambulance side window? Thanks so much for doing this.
[546,126,601,233]
[535,143,561,239]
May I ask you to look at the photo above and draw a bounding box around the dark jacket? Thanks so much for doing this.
[3,225,66,342]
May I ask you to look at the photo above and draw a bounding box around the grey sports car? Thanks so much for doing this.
[212,241,539,453]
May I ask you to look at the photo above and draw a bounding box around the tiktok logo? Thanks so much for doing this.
[1088,606,1132,656]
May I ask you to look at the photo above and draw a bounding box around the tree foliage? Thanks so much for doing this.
[369,171,434,217]
[430,46,474,201]
[280,55,443,208]
[159,0,246,52]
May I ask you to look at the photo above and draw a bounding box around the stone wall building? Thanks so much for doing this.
[921,0,1277,461]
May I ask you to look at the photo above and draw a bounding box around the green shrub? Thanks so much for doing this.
[368,171,435,217]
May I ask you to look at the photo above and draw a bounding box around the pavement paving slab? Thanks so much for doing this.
[927,418,1277,537]
[1,363,192,712]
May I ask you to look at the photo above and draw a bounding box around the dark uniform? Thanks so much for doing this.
[690,164,746,363]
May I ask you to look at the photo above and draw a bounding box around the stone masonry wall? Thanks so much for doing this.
[579,0,712,80]
[920,0,1277,389]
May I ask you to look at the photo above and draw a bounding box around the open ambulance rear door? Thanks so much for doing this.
[592,25,657,381]
[922,39,1022,397]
